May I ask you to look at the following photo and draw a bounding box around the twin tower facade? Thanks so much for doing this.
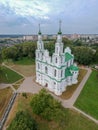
[35,23,79,96]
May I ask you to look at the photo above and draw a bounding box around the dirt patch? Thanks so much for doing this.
[11,65,35,77]
[0,87,13,120]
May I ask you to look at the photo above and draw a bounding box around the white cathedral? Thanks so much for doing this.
[35,22,79,96]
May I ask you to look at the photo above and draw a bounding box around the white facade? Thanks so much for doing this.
[35,26,79,96]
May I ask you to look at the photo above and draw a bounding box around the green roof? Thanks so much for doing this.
[70,65,79,71]
[65,52,73,62]
[38,31,41,35]
[58,31,62,35]
[65,68,72,77]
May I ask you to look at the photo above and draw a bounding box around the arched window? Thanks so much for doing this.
[55,57,57,63]
[38,53,39,58]
[54,69,56,77]
[45,66,48,74]
[61,70,63,77]
[61,57,63,63]
[56,47,58,53]
[54,82,56,85]
[66,62,68,67]
[38,63,40,69]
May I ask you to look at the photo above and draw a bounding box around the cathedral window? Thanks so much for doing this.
[61,57,63,63]
[61,70,63,77]
[39,45,40,49]
[66,62,68,67]
[45,66,48,74]
[38,63,40,69]
[38,53,39,58]
[56,47,58,53]
[55,57,57,63]
[54,82,56,85]
[54,69,57,77]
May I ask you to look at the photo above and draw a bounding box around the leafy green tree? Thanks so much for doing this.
[22,93,27,98]
[30,89,66,121]
[94,48,98,63]
[73,46,94,65]
[0,52,2,67]
[44,41,55,56]
[7,111,38,130]
[63,38,72,48]
[73,39,82,46]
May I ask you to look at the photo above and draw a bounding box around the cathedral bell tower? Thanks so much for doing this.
[55,20,63,55]
[37,24,44,50]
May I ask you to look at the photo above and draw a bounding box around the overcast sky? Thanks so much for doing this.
[0,0,98,34]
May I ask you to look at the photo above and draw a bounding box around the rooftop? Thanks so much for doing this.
[65,52,73,62]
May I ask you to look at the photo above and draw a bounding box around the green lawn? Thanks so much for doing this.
[6,93,98,130]
[0,66,23,83]
[75,69,98,119]
[14,57,35,65]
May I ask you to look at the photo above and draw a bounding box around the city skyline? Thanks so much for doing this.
[0,0,98,34]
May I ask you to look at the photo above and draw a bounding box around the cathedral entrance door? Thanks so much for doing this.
[45,83,48,87]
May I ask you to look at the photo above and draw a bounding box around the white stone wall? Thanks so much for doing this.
[35,33,79,96]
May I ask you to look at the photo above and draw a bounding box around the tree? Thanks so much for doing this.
[7,111,38,130]
[0,52,2,69]
[73,39,82,46]
[73,46,94,65]
[44,41,55,56]
[22,93,27,98]
[94,48,98,63]
[30,89,65,121]
[63,37,72,48]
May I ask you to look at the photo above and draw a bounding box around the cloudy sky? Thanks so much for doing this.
[0,0,98,34]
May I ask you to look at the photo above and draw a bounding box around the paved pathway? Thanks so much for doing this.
[62,67,92,108]
[48,67,98,125]
[0,83,11,89]
[72,106,98,124]
[1,64,98,126]
[17,77,42,94]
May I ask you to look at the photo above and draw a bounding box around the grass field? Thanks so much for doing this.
[60,68,87,99]
[5,93,98,130]
[4,58,35,77]
[14,57,35,65]
[0,87,12,119]
[0,66,23,83]
[75,69,98,120]
[4,57,35,65]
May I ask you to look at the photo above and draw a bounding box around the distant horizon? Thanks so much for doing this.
[0,33,98,36]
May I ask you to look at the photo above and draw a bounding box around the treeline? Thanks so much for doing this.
[1,38,98,65]
[2,42,37,61]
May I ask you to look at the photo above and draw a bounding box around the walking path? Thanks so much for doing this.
[17,76,42,94]
[1,64,98,127]
[72,106,98,124]
[62,67,92,108]
[16,67,98,125]
[0,83,11,89]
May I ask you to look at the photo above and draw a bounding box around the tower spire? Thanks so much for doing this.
[38,24,41,35]
[58,20,62,35]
